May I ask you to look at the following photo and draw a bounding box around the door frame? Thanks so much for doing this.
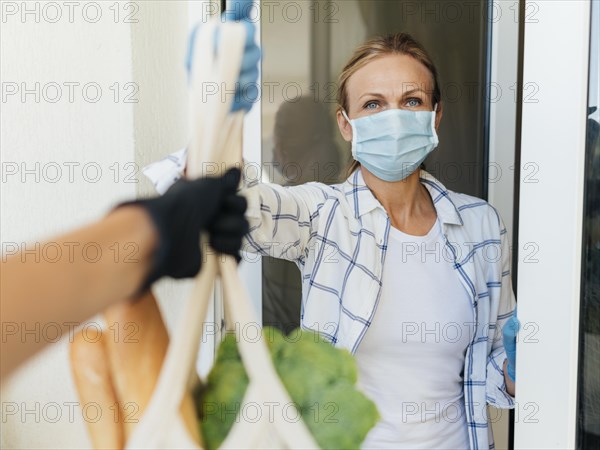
[515,1,591,448]
[487,0,521,447]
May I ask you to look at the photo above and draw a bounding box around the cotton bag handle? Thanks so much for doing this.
[127,17,318,450]
[125,19,244,449]
[218,257,320,449]
[188,18,318,448]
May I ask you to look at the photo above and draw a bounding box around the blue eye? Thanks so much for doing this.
[364,101,379,110]
[406,98,422,107]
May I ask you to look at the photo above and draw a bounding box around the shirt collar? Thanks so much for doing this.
[342,168,464,226]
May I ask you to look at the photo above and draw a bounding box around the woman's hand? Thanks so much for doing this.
[185,0,261,113]
[502,308,520,395]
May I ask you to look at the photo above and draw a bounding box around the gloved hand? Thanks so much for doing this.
[118,169,248,294]
[186,0,261,113]
[502,307,520,382]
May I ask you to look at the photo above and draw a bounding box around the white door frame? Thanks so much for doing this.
[487,1,520,448]
[516,1,591,448]
[239,0,263,321]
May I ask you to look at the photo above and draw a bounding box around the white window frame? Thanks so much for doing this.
[239,1,263,321]
[487,1,520,447]
[515,1,591,448]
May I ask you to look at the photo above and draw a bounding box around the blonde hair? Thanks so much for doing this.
[337,33,442,177]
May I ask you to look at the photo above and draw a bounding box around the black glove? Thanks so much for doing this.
[118,168,248,294]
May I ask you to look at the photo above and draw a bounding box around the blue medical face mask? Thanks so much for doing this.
[342,106,439,182]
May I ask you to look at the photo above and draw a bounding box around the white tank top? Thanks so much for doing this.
[355,218,474,450]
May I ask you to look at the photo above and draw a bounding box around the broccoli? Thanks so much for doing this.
[194,334,248,449]
[194,327,379,450]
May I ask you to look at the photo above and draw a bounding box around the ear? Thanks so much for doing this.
[336,110,353,142]
[434,101,443,130]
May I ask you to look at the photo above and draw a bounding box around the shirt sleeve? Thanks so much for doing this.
[486,213,517,409]
[142,150,329,262]
[141,148,188,195]
[241,178,329,262]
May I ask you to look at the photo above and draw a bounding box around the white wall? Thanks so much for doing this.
[0,1,193,448]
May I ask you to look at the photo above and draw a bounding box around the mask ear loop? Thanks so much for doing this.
[431,103,440,145]
[341,110,358,156]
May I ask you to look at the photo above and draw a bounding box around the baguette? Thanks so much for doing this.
[102,290,202,445]
[70,291,202,449]
[70,330,124,449]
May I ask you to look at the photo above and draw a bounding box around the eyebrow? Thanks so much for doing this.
[358,88,427,101]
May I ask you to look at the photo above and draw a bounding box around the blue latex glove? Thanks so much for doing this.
[186,0,260,113]
[222,0,255,22]
[502,307,520,382]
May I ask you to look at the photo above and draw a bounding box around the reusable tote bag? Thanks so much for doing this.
[125,19,320,450]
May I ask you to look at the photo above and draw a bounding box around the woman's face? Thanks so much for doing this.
[337,53,443,143]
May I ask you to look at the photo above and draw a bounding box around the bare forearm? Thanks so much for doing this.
[1,207,158,379]
[1,168,247,379]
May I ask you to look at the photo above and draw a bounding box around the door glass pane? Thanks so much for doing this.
[577,0,600,447]
[260,0,490,331]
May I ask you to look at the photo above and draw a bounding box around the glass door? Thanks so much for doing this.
[257,1,519,448]
[258,0,495,334]
[577,0,599,447]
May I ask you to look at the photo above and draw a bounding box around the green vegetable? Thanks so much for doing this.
[194,327,379,450]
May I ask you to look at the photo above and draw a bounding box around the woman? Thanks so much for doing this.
[147,32,518,450]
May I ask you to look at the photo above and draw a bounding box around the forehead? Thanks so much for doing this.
[346,53,434,98]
